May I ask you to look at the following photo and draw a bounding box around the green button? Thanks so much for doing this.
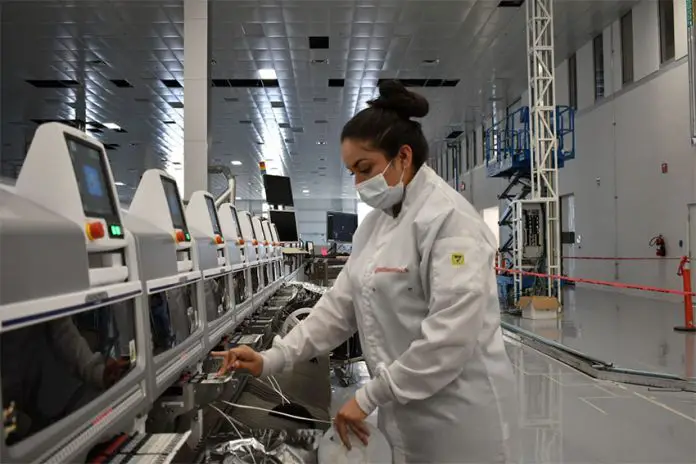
[110,224,123,236]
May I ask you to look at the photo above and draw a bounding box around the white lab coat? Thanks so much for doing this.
[262,166,517,463]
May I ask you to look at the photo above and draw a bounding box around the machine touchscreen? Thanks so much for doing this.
[205,196,222,236]
[161,177,188,235]
[65,135,123,237]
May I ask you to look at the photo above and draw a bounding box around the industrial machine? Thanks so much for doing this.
[0,123,148,463]
[185,191,236,349]
[125,170,205,398]
[238,210,264,299]
[251,215,273,290]
[0,122,313,463]
[217,203,253,321]
[261,218,282,282]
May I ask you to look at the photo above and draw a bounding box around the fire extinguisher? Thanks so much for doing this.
[650,234,666,257]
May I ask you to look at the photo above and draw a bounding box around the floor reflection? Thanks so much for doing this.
[329,343,696,463]
[503,286,696,378]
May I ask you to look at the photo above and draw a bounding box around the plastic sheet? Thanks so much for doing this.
[206,429,323,464]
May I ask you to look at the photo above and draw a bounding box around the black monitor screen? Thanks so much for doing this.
[327,212,358,243]
[263,175,294,207]
[205,195,222,235]
[161,176,188,233]
[229,206,243,238]
[65,135,123,237]
[269,210,298,242]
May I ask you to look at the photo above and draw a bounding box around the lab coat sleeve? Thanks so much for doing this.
[260,266,357,377]
[48,317,105,389]
[355,232,492,415]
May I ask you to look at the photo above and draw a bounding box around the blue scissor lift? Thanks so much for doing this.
[486,105,576,307]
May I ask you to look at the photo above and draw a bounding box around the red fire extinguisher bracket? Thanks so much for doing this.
[649,234,667,257]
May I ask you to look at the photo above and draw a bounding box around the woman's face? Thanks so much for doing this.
[341,138,412,186]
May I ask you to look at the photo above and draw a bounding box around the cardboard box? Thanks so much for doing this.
[518,296,561,320]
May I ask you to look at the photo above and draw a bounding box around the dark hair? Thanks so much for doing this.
[340,80,430,169]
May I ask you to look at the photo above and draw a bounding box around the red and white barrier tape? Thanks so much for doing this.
[496,267,696,297]
[562,256,681,261]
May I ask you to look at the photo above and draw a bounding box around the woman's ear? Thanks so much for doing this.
[398,145,413,169]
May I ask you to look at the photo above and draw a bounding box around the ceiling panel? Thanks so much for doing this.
[0,0,638,202]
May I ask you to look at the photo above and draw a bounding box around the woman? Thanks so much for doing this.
[214,80,517,463]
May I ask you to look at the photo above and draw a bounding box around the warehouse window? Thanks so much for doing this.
[659,0,675,63]
[568,53,577,109]
[593,33,605,100]
[621,11,634,84]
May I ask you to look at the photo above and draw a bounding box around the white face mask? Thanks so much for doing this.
[356,160,405,210]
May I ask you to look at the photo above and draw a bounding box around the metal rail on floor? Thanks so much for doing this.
[501,322,696,393]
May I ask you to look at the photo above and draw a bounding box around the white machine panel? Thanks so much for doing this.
[186,191,230,276]
[15,123,132,288]
[238,210,258,264]
[251,215,268,261]
[217,203,245,268]
[129,170,196,275]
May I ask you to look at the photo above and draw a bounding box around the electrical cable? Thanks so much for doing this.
[208,404,257,464]
[219,400,333,425]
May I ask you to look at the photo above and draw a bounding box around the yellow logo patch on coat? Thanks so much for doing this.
[450,253,465,266]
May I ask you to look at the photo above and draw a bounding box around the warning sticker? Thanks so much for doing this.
[129,340,137,364]
[450,253,465,266]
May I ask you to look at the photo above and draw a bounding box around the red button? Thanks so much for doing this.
[175,230,186,243]
[215,235,223,244]
[86,222,105,241]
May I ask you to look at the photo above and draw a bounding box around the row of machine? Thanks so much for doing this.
[0,123,307,463]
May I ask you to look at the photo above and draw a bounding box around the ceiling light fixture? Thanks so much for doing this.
[104,122,122,130]
[235,196,241,200]
[115,181,126,186]
[231,160,242,166]
[302,189,310,194]
[258,69,277,80]
[316,141,327,145]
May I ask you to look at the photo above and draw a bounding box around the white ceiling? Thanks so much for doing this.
[0,0,637,202]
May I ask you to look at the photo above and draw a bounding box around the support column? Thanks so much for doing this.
[687,0,696,143]
[183,0,211,199]
[525,0,560,300]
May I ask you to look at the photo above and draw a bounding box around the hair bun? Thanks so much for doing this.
[369,80,430,119]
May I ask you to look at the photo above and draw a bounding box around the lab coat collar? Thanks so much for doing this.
[381,165,433,219]
[400,165,434,213]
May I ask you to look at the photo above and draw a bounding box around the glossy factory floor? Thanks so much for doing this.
[503,286,696,379]
[330,342,696,463]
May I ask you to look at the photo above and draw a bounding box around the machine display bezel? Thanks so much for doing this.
[160,176,189,236]
[204,195,222,236]
[229,206,243,239]
[64,134,123,238]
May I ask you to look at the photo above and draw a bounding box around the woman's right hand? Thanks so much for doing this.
[211,345,264,377]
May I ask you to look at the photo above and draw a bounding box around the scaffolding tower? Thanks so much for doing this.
[486,0,575,306]
[526,0,560,302]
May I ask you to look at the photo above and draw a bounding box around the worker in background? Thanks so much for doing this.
[214,80,517,463]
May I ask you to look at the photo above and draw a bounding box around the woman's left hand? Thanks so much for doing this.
[334,397,370,450]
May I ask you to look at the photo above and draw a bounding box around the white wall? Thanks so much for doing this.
[464,0,694,292]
